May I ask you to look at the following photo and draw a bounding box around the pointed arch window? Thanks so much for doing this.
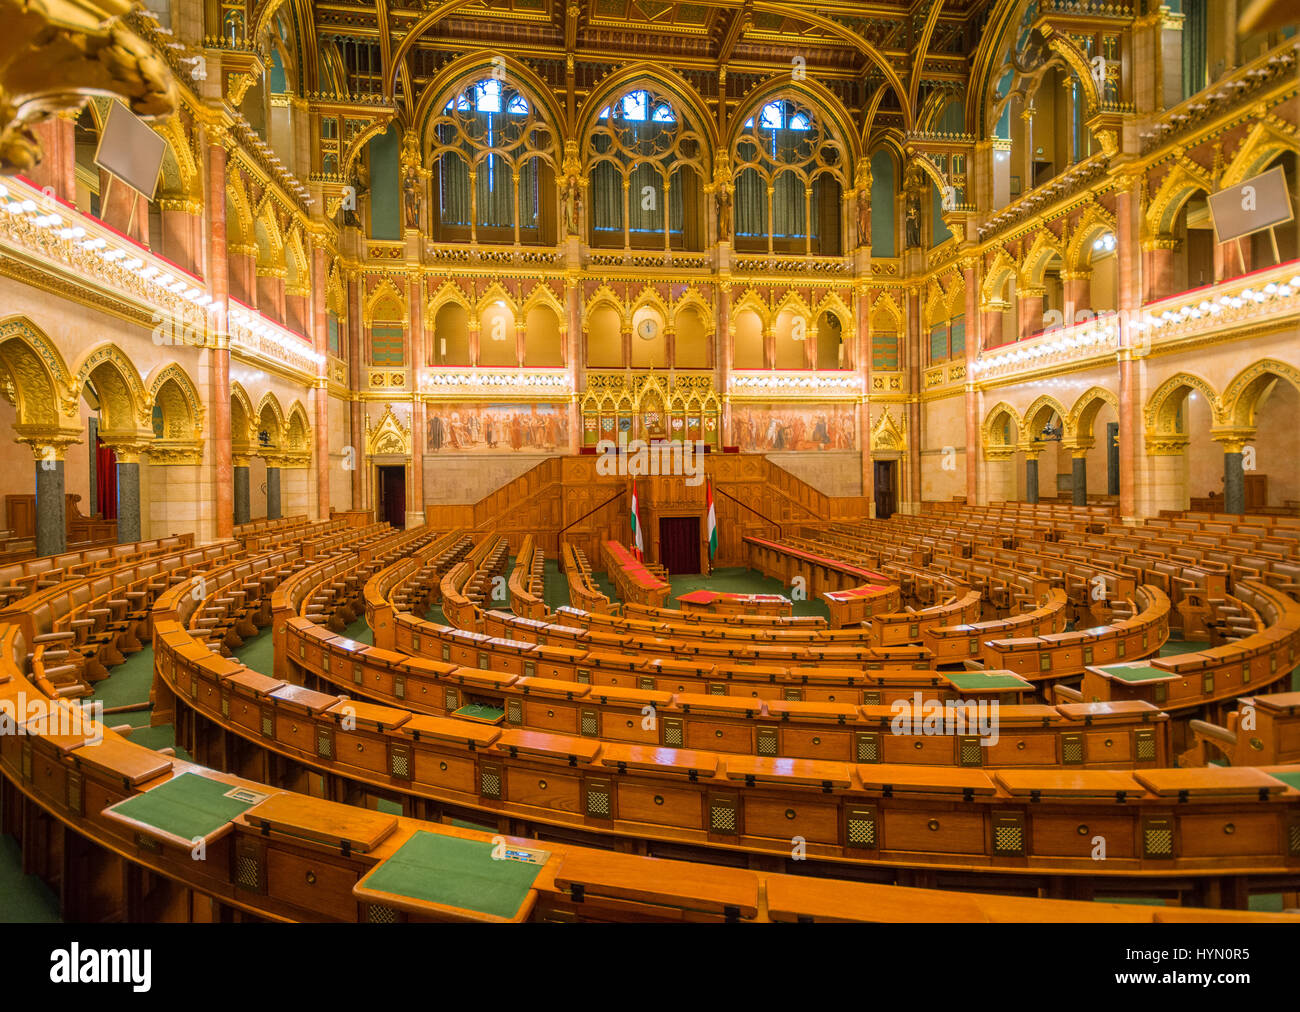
[429,77,557,244]
[733,97,844,255]
[586,87,705,251]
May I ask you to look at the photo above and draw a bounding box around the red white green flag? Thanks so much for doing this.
[706,479,718,561]
[630,480,644,559]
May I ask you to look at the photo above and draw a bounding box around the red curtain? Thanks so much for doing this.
[658,517,700,575]
[96,438,117,520]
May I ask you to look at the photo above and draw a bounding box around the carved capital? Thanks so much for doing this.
[0,3,176,173]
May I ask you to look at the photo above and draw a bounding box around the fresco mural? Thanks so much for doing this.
[731,404,856,452]
[425,403,569,453]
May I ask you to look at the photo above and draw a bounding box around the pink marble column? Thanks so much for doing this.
[963,261,980,504]
[228,249,257,306]
[1143,242,1177,303]
[981,308,1003,348]
[286,291,309,337]
[207,141,233,539]
[311,244,331,521]
[159,206,203,277]
[858,288,873,513]
[257,273,287,324]
[1062,273,1091,325]
[1017,292,1044,340]
[1116,181,1141,519]
[906,287,921,506]
[99,168,148,244]
[347,273,365,510]
[717,285,732,446]
[30,117,77,202]
[567,278,581,453]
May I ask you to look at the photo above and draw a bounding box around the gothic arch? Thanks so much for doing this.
[144,362,205,439]
[255,392,286,449]
[230,382,256,452]
[73,343,150,435]
[1221,359,1300,429]
[0,317,76,425]
[1065,386,1118,442]
[1143,371,1222,438]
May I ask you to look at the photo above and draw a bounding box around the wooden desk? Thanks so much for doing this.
[103,771,271,850]
[71,738,173,789]
[353,829,550,923]
[552,846,759,920]
[240,791,397,853]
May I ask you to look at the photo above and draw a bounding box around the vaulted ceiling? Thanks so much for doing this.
[301,0,999,138]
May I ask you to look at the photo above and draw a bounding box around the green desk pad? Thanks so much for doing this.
[1266,770,1300,793]
[945,671,1028,691]
[1096,664,1175,684]
[358,831,542,919]
[105,772,259,842]
[452,703,505,724]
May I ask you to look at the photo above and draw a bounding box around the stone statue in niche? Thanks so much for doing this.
[856,189,871,247]
[402,163,421,230]
[562,176,583,236]
[904,191,921,249]
[715,186,733,242]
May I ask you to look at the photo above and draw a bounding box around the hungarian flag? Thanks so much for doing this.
[630,480,644,559]
[706,479,718,561]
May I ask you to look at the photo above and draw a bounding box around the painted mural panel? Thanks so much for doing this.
[731,404,856,452]
[426,403,569,452]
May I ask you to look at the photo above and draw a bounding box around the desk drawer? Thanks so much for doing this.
[984,732,1057,766]
[1178,813,1277,859]
[523,699,579,734]
[801,686,859,706]
[1085,729,1133,764]
[275,713,316,754]
[684,720,753,755]
[615,783,702,830]
[333,730,391,776]
[411,747,478,794]
[507,769,582,815]
[1029,815,1136,858]
[879,733,951,765]
[883,808,986,855]
[780,727,853,762]
[742,796,840,845]
[266,847,360,920]
[596,710,659,745]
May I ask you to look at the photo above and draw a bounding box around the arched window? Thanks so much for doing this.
[587,87,705,250]
[733,98,845,255]
[428,77,557,244]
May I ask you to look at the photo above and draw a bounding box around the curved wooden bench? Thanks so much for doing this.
[1083,579,1300,712]
[923,589,1069,664]
[142,607,1300,888]
[4,625,1289,921]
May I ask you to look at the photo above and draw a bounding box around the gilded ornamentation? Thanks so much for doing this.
[366,403,411,457]
[0,0,175,173]
[869,408,906,453]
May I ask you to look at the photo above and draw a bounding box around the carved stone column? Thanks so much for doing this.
[1017,287,1045,340]
[1115,177,1143,519]
[1060,439,1094,507]
[1212,428,1256,516]
[207,137,233,540]
[311,242,331,521]
[233,455,251,525]
[1020,444,1042,504]
[265,462,282,520]
[1062,271,1092,326]
[1143,237,1179,303]
[961,256,980,504]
